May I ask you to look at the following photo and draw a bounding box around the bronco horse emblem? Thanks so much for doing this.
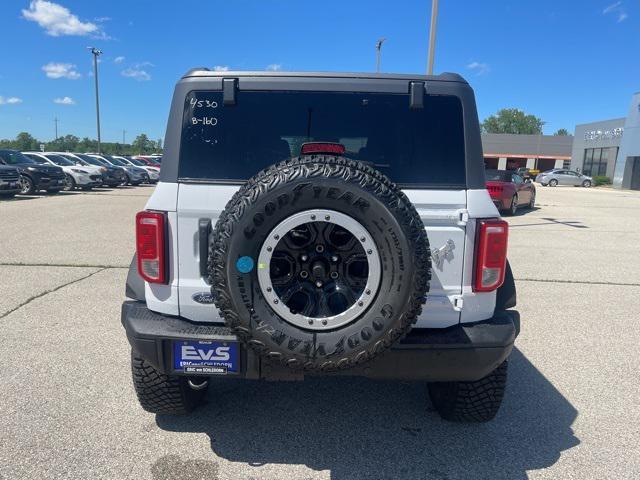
[431,239,455,271]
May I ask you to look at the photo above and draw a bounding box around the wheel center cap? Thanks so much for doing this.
[311,259,327,280]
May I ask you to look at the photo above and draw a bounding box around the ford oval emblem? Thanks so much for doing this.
[192,292,215,304]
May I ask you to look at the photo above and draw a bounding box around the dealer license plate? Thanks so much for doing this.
[173,340,239,374]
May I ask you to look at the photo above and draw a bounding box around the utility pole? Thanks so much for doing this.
[375,38,386,73]
[123,129,126,145]
[54,117,58,140]
[427,0,439,75]
[88,47,103,153]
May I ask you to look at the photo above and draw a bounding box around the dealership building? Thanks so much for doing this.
[570,92,640,190]
[481,133,572,172]
[481,92,640,190]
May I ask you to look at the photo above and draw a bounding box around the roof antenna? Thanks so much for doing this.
[375,38,386,73]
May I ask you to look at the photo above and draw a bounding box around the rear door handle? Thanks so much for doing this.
[198,219,212,278]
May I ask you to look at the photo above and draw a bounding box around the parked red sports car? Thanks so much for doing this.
[485,169,536,215]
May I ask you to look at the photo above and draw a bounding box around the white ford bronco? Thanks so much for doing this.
[122,70,518,422]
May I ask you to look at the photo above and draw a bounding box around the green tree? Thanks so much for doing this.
[46,134,80,152]
[14,132,40,151]
[482,108,545,135]
[132,133,152,154]
[553,128,570,136]
[78,137,98,152]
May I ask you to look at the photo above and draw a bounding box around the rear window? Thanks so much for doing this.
[178,90,466,187]
[485,170,512,182]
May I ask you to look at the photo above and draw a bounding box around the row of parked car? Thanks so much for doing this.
[0,149,162,198]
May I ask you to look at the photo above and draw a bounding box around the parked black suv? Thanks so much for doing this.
[0,165,21,198]
[0,149,65,195]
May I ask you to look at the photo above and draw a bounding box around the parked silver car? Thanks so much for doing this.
[536,169,593,187]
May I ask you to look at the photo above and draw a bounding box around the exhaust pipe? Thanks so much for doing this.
[188,379,209,390]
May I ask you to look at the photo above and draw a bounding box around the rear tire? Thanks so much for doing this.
[131,351,207,414]
[428,360,508,422]
[507,195,518,216]
[582,180,591,188]
[548,179,558,187]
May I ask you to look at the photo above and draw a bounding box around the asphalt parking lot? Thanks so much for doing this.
[1,184,639,480]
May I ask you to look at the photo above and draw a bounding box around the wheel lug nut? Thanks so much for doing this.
[311,214,316,220]
[330,272,338,279]
[358,301,364,306]
[301,254,308,262]
[331,255,338,262]
[273,299,279,304]
[367,249,372,255]
[360,236,366,242]
[273,234,280,240]
[267,246,272,252]
[365,289,371,295]
[300,271,309,279]
[322,319,328,325]
[325,215,330,220]
[308,319,314,325]
[267,287,272,292]
[315,281,323,288]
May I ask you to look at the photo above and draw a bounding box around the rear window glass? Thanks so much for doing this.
[485,170,512,182]
[178,90,466,187]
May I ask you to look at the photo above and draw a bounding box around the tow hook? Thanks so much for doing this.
[187,379,209,390]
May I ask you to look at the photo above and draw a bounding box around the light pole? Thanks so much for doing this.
[54,116,58,140]
[375,37,386,73]
[88,47,102,153]
[427,0,439,75]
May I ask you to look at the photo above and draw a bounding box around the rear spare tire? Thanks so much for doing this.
[209,155,431,372]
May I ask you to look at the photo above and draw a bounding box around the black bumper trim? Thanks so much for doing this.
[121,301,518,382]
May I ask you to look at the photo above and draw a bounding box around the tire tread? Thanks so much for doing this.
[131,351,205,415]
[428,360,508,422]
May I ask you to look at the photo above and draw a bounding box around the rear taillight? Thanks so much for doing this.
[136,211,167,284]
[473,219,508,292]
[300,142,346,155]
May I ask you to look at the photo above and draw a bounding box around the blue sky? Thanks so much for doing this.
[0,0,638,142]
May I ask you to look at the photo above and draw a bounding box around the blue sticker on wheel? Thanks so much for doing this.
[236,256,254,274]
[173,340,239,374]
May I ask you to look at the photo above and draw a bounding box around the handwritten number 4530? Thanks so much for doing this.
[190,98,218,109]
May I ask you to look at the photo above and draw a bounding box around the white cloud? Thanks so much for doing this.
[0,96,23,105]
[266,63,282,71]
[53,96,75,105]
[121,67,151,81]
[213,65,229,71]
[21,0,103,37]
[602,1,621,13]
[466,61,490,76]
[42,62,81,79]
[114,56,125,64]
[603,1,628,22]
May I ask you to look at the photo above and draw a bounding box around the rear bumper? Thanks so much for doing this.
[122,301,518,382]
[491,197,510,211]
